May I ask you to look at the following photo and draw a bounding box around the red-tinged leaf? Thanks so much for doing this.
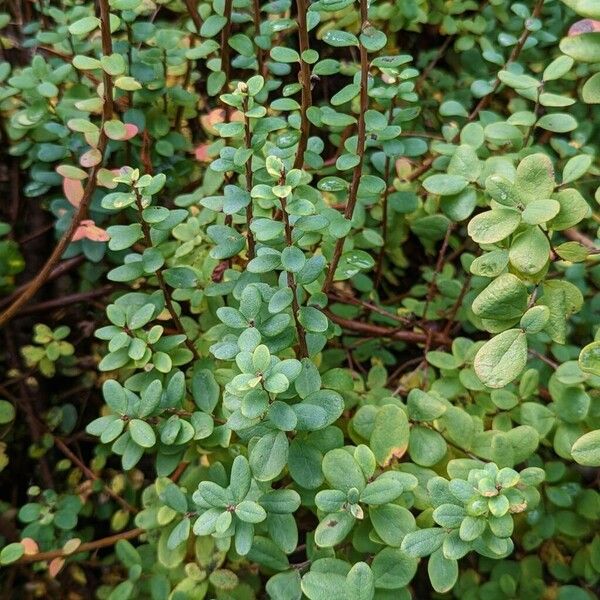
[80,148,102,168]
[200,108,244,133]
[195,144,211,162]
[73,220,110,242]
[49,557,65,578]
[21,538,39,555]
[122,123,139,140]
[63,178,85,207]
[97,168,119,189]
[568,19,600,36]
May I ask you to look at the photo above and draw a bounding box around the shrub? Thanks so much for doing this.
[0,0,599,598]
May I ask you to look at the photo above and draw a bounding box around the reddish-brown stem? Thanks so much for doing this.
[134,190,200,360]
[322,0,369,292]
[243,95,256,259]
[14,286,114,317]
[442,274,472,337]
[15,528,145,564]
[468,0,545,121]
[53,438,138,514]
[293,0,312,170]
[325,309,451,347]
[221,0,233,120]
[280,189,309,358]
[252,0,265,77]
[374,102,396,288]
[0,0,114,328]
[0,256,85,310]
[327,292,412,326]
[421,224,455,325]
[416,35,453,90]
[183,0,203,33]
[563,228,597,250]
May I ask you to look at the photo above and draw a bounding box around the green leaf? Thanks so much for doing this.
[370,504,416,547]
[422,174,468,196]
[468,208,521,244]
[563,155,592,184]
[521,199,560,225]
[571,430,600,466]
[345,562,374,600]
[472,274,528,323]
[371,547,418,589]
[68,16,100,35]
[323,30,359,47]
[235,500,267,523]
[0,543,24,565]
[520,306,550,334]
[474,329,528,389]
[508,227,551,275]
[249,431,289,481]
[360,26,387,53]
[515,153,555,204]
[559,0,600,17]
[267,571,302,600]
[401,527,445,557]
[579,341,600,376]
[298,307,328,333]
[536,113,578,133]
[370,404,410,466]
[270,46,300,62]
[129,419,156,448]
[0,400,15,424]
[549,188,592,230]
[302,571,347,600]
[582,72,600,103]
[314,511,355,547]
[560,32,600,62]
[200,15,227,37]
[428,548,458,593]
[322,448,365,492]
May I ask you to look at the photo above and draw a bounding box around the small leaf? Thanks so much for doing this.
[474,329,528,389]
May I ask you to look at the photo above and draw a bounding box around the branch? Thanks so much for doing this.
[243,94,256,259]
[252,0,265,77]
[293,0,312,170]
[563,228,598,250]
[280,185,308,358]
[468,0,545,121]
[15,286,114,317]
[183,0,203,33]
[133,189,200,360]
[0,256,85,310]
[324,309,451,347]
[0,0,114,327]
[14,528,145,565]
[322,0,369,292]
[53,438,138,514]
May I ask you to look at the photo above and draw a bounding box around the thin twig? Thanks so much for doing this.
[183,0,203,33]
[14,528,145,564]
[322,0,369,292]
[279,184,308,358]
[325,309,451,347]
[242,95,256,259]
[133,189,200,360]
[53,438,138,514]
[293,0,312,170]
[468,0,545,121]
[0,0,114,327]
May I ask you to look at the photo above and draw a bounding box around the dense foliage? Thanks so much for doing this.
[0,0,599,598]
